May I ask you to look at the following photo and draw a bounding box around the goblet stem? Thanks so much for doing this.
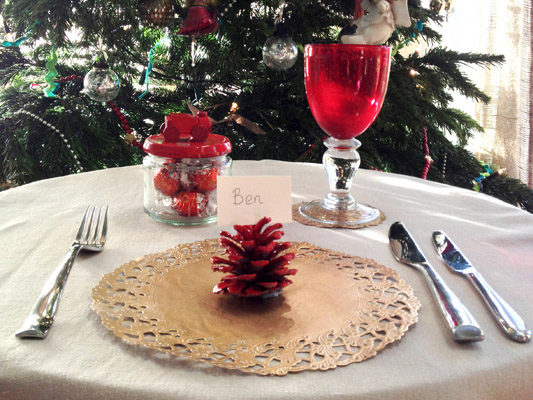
[322,137,360,210]
[298,137,382,227]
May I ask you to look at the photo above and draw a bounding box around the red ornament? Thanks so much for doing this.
[194,167,218,192]
[421,127,432,180]
[211,217,297,298]
[178,0,219,36]
[153,168,181,196]
[172,190,208,216]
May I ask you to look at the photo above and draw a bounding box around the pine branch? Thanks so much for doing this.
[408,48,504,104]
[482,175,533,213]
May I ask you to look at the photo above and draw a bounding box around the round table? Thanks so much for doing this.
[1,160,532,399]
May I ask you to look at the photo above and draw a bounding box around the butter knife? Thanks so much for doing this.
[432,231,531,343]
[389,222,484,342]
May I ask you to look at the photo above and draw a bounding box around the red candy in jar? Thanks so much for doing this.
[194,167,219,192]
[172,190,208,217]
[153,168,180,196]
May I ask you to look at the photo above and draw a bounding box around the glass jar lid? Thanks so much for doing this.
[143,133,232,158]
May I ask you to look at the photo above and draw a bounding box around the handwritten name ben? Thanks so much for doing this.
[232,187,263,205]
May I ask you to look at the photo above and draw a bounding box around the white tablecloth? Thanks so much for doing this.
[1,160,532,399]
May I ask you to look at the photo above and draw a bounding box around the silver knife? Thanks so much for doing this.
[432,231,531,343]
[389,222,484,342]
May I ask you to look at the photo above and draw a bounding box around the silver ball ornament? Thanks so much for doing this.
[83,63,120,102]
[262,33,298,71]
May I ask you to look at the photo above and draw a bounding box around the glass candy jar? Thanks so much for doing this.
[143,113,232,225]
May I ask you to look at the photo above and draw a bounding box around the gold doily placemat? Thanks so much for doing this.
[292,203,386,229]
[91,240,419,375]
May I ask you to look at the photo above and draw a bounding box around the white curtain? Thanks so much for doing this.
[431,0,532,187]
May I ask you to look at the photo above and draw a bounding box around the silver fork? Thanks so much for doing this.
[16,206,108,339]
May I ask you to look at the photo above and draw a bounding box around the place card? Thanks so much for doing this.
[216,176,292,226]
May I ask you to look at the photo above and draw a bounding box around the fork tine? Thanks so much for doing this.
[91,207,103,244]
[100,206,109,245]
[75,206,91,242]
[84,206,96,242]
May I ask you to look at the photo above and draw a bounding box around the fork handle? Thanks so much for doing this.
[15,245,81,339]
[467,270,531,343]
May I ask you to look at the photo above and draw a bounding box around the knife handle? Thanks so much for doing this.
[466,271,531,343]
[422,264,484,342]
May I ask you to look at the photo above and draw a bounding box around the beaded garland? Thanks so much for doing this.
[15,109,84,173]
[316,0,350,19]
[107,101,143,149]
[58,75,83,83]
[421,127,432,179]
[218,0,238,19]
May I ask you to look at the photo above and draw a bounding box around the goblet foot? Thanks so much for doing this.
[298,200,382,227]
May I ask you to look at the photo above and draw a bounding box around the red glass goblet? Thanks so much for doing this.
[299,44,391,226]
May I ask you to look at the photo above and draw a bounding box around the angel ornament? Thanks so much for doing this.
[340,0,411,45]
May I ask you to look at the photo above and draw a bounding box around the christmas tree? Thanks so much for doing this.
[1,0,532,212]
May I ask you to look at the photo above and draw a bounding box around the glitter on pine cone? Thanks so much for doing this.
[211,217,297,298]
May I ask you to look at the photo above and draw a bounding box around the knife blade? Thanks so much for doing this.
[432,231,531,343]
[389,222,484,342]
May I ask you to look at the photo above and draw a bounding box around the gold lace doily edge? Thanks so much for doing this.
[91,240,420,376]
[292,202,386,229]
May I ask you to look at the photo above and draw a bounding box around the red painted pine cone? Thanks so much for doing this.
[212,217,297,297]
